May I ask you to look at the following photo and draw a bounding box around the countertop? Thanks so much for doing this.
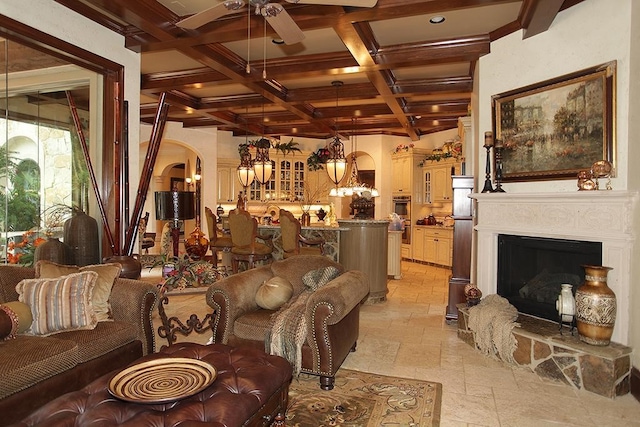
[257,223,349,231]
[413,224,454,230]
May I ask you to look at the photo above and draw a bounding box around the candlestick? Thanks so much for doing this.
[484,131,494,148]
[493,140,506,193]
[481,132,494,193]
[481,144,494,193]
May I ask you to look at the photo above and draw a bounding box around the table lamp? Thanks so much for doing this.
[155,190,196,258]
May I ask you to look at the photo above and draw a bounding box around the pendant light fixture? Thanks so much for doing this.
[237,150,255,189]
[253,102,273,184]
[336,117,380,198]
[326,80,347,191]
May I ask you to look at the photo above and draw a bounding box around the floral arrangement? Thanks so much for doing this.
[156,254,227,293]
[392,143,414,154]
[306,147,331,171]
[7,230,46,266]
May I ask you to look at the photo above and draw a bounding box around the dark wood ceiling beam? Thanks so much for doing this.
[141,67,227,91]
[520,0,564,39]
[333,20,420,140]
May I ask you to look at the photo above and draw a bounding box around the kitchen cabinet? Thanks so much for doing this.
[217,159,239,203]
[391,148,429,199]
[413,227,425,260]
[220,151,331,205]
[246,152,312,203]
[412,226,452,267]
[422,158,460,203]
[391,155,412,194]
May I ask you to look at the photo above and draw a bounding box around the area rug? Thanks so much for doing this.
[286,370,442,426]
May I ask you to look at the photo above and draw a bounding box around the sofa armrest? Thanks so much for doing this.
[305,270,370,325]
[109,278,160,355]
[206,266,274,343]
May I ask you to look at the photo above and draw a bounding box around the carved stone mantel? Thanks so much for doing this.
[471,191,638,345]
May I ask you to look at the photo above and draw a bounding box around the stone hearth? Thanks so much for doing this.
[458,305,632,398]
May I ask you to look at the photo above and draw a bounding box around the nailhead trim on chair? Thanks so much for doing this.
[308,301,334,376]
[209,290,229,344]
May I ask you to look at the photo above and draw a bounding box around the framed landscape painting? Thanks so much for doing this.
[492,61,616,181]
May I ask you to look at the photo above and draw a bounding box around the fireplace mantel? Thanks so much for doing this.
[471,190,638,345]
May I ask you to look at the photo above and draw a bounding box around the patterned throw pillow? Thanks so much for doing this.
[302,266,341,292]
[16,271,99,336]
[35,260,122,322]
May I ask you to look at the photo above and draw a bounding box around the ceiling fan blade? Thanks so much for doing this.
[285,0,377,7]
[176,0,246,30]
[263,4,305,45]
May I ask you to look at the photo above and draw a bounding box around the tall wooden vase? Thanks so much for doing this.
[575,265,616,346]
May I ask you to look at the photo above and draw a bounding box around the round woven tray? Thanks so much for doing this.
[108,357,217,404]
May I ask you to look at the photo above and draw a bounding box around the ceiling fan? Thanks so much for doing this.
[175,0,378,45]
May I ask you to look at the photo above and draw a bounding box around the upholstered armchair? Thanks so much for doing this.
[279,209,324,258]
[206,255,369,390]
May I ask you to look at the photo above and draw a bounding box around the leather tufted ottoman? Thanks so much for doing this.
[13,343,293,427]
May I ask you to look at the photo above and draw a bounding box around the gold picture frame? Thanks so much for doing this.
[492,61,616,182]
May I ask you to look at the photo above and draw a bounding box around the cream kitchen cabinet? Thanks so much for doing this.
[412,226,452,267]
[391,148,430,199]
[422,158,460,204]
[217,159,239,203]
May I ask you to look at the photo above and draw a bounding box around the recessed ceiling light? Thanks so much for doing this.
[429,16,445,24]
[271,38,285,45]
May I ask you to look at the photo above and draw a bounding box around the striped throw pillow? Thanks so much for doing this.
[16,271,99,336]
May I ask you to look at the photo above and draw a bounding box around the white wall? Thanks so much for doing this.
[477,0,632,193]
[476,0,640,365]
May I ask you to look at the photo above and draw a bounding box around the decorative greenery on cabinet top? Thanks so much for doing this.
[237,138,301,158]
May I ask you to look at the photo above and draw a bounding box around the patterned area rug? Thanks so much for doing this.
[287,370,442,426]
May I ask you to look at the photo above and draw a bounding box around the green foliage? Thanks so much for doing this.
[272,139,301,156]
[307,148,330,171]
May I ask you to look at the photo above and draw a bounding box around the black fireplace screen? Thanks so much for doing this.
[497,234,602,321]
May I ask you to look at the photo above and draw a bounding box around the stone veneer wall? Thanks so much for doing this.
[457,304,631,398]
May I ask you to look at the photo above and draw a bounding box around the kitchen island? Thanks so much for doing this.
[257,223,348,262]
[338,219,390,303]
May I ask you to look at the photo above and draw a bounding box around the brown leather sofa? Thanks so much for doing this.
[0,265,160,426]
[206,255,369,390]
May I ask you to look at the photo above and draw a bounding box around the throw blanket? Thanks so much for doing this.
[265,290,311,376]
[468,294,519,364]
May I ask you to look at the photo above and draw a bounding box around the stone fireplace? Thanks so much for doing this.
[472,191,637,345]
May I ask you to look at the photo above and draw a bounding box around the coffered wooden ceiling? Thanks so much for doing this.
[55,0,583,141]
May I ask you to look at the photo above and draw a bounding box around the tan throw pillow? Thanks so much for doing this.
[255,276,294,310]
[0,301,33,340]
[36,260,122,322]
[16,271,99,336]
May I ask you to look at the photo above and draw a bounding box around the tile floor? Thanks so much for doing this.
[149,261,640,426]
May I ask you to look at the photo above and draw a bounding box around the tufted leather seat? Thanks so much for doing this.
[13,343,293,427]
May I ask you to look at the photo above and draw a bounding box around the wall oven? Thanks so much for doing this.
[392,196,411,244]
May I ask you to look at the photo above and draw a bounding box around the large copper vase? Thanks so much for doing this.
[575,265,616,346]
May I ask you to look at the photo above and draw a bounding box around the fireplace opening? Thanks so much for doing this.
[497,234,602,322]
